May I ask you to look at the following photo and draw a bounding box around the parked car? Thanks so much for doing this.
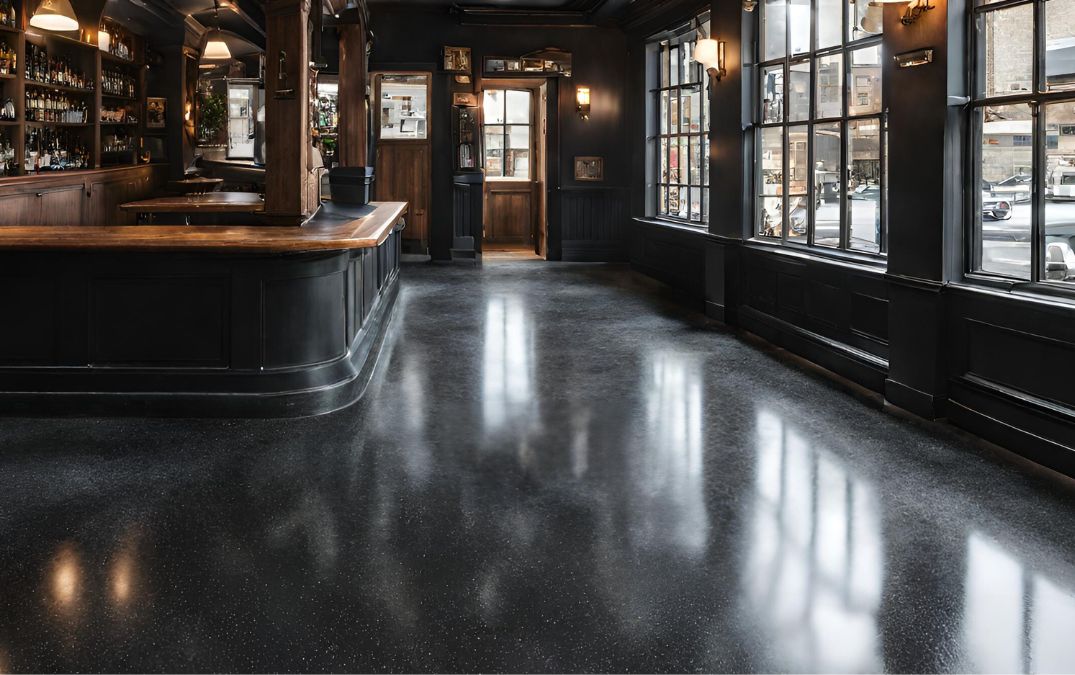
[849,184,881,201]
[981,217,1075,281]
[981,193,1012,220]
[991,173,1032,203]
[1046,166,1075,201]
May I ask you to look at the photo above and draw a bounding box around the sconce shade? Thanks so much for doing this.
[203,31,232,60]
[693,38,720,69]
[29,0,79,31]
[576,86,590,106]
[860,2,883,33]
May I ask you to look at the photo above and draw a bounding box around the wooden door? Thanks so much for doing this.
[373,72,432,251]
[481,87,538,248]
[36,186,85,226]
[485,184,532,244]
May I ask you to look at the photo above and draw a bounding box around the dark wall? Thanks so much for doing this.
[368,4,630,261]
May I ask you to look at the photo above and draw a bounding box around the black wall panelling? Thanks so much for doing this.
[561,187,630,261]
[0,230,404,418]
[368,5,630,262]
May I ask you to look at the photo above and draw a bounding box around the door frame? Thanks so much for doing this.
[478,76,561,259]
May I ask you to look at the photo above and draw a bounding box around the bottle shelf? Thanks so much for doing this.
[101,51,140,67]
[25,121,93,127]
[0,72,16,80]
[101,93,136,101]
[0,23,19,35]
[25,80,95,95]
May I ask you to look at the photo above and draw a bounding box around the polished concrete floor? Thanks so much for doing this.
[2,262,1075,673]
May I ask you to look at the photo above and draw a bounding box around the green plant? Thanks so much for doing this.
[197,92,227,144]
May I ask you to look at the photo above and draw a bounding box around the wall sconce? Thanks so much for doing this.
[576,86,590,120]
[694,38,726,83]
[867,0,934,25]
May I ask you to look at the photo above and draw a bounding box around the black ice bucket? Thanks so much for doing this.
[329,166,375,205]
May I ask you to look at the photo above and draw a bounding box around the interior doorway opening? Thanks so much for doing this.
[480,81,548,259]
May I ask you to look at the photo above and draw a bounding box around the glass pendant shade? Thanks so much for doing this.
[860,2,883,34]
[29,0,79,31]
[203,31,232,60]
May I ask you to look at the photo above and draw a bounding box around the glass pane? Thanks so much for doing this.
[703,137,710,186]
[849,45,882,116]
[817,0,843,48]
[789,61,811,122]
[760,126,784,200]
[682,40,695,85]
[484,126,504,177]
[1044,102,1075,282]
[762,0,788,61]
[670,45,680,87]
[759,197,785,237]
[659,185,668,216]
[507,150,530,179]
[814,122,842,248]
[850,0,882,40]
[790,0,810,55]
[977,5,1034,97]
[660,43,670,89]
[979,103,1033,278]
[678,137,689,184]
[508,125,530,150]
[685,86,701,133]
[505,90,530,123]
[379,74,429,140]
[671,186,688,219]
[690,136,703,187]
[691,186,702,221]
[816,52,844,119]
[761,64,785,124]
[483,90,505,124]
[660,91,669,135]
[1046,0,1075,92]
[848,118,883,253]
[670,91,681,130]
[787,126,810,241]
[660,138,669,182]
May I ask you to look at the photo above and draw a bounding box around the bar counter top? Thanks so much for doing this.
[0,200,408,252]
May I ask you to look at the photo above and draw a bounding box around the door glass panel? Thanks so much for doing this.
[505,90,530,123]
[378,73,428,139]
[484,126,505,177]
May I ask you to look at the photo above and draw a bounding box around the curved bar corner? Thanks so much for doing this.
[0,201,408,418]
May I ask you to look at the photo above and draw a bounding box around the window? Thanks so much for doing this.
[483,89,532,180]
[971,0,1075,284]
[650,10,710,225]
[754,0,885,254]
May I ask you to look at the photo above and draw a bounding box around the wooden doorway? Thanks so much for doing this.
[481,82,546,257]
[373,72,431,254]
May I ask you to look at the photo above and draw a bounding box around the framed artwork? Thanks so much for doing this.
[574,156,604,182]
[506,59,521,72]
[522,58,544,72]
[147,97,167,128]
[443,46,471,73]
[453,92,478,107]
[485,58,506,73]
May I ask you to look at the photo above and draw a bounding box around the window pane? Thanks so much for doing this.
[690,136,703,187]
[661,43,670,89]
[670,45,680,87]
[675,186,689,219]
[685,86,701,133]
[379,74,429,140]
[762,0,788,61]
[850,0,882,41]
[691,186,702,221]
[979,103,1033,279]
[761,64,785,124]
[788,126,810,241]
[759,197,785,237]
[977,5,1034,97]
[816,53,844,119]
[483,90,505,124]
[789,61,811,122]
[678,137,689,184]
[682,40,695,85]
[659,185,668,216]
[849,45,882,116]
[817,0,842,48]
[1046,0,1075,92]
[848,118,882,253]
[760,127,784,197]
[484,126,504,177]
[660,91,669,135]
[789,0,810,55]
[505,90,530,123]
[508,125,530,150]
[508,150,530,179]
[1044,102,1075,282]
[814,122,842,248]
[670,91,681,130]
[660,138,669,182]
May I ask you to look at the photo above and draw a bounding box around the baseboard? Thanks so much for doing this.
[885,378,943,419]
[705,300,726,323]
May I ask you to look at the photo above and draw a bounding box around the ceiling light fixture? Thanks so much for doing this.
[203,0,232,60]
[29,0,79,32]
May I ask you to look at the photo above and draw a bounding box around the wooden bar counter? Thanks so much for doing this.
[0,201,408,418]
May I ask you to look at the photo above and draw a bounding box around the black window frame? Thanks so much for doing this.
[752,0,887,255]
[482,88,533,180]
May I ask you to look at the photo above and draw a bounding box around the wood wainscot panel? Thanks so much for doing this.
[0,276,58,364]
[561,187,628,262]
[263,271,348,370]
[964,318,1075,411]
[90,277,230,367]
[376,143,430,244]
[486,182,533,245]
[851,292,889,345]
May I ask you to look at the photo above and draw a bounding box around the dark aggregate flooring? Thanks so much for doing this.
[2,261,1075,673]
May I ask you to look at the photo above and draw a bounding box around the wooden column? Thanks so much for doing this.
[264,0,318,224]
[337,22,369,168]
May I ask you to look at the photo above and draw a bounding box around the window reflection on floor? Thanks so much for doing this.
[965,532,1075,673]
[482,295,536,435]
[632,352,708,555]
[747,408,883,672]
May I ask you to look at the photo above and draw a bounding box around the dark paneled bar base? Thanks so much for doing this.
[0,230,401,418]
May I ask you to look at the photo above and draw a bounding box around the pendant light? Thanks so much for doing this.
[203,0,232,60]
[29,0,79,32]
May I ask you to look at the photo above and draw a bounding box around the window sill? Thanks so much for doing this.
[743,237,888,271]
[954,274,1075,310]
[632,217,709,236]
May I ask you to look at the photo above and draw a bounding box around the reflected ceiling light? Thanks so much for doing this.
[29,0,79,31]
[203,0,232,60]
[865,0,934,25]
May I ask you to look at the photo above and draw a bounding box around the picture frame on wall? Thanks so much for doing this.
[443,46,472,73]
[453,92,478,107]
[574,156,604,182]
[485,58,506,73]
[146,97,167,128]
